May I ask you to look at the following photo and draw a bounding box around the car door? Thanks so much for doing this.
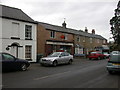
[57,53,66,64]
[64,52,70,63]
[2,53,16,70]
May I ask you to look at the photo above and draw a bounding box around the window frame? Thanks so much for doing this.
[25,45,32,61]
[25,25,32,40]
[90,38,93,43]
[50,31,55,38]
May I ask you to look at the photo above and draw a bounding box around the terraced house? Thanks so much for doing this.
[1,5,108,62]
[0,5,37,62]
[74,28,108,55]
[37,21,108,56]
[37,21,74,56]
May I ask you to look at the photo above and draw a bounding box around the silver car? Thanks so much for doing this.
[106,51,120,74]
[40,52,73,66]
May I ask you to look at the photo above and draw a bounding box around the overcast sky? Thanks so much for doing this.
[1,0,119,41]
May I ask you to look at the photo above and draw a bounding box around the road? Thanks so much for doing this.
[2,58,120,88]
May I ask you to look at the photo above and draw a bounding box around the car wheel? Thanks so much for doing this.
[40,63,44,66]
[21,63,27,71]
[68,60,72,64]
[53,61,57,67]
[108,71,114,74]
[89,58,91,60]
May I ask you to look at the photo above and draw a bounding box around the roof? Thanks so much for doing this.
[0,4,37,24]
[38,22,106,40]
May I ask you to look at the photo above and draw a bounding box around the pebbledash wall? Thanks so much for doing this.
[1,18,37,62]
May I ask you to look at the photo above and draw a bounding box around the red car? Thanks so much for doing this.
[88,51,106,60]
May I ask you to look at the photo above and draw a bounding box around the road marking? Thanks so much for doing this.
[34,71,71,80]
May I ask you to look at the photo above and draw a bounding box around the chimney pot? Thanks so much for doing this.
[92,29,95,34]
[85,27,88,33]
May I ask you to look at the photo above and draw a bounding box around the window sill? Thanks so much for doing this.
[11,37,20,39]
[25,38,33,40]
[26,59,32,61]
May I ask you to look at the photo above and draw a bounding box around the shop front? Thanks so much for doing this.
[45,40,74,56]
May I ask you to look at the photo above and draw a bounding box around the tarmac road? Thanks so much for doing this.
[2,58,120,88]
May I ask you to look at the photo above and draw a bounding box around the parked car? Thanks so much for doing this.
[40,52,73,66]
[111,51,119,55]
[106,51,120,74]
[0,53,30,71]
[88,51,106,60]
[103,52,110,58]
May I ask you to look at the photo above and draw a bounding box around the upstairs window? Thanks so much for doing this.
[97,39,100,43]
[77,36,80,42]
[103,40,106,44]
[25,25,32,40]
[90,38,92,43]
[50,31,55,38]
[64,33,68,40]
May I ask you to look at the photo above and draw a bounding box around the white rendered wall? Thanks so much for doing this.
[1,18,37,62]
[0,5,2,90]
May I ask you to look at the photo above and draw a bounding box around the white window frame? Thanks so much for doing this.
[50,31,55,38]
[25,45,32,60]
[25,25,32,40]
[77,36,80,42]
[64,33,68,40]
[97,39,100,43]
[90,38,92,43]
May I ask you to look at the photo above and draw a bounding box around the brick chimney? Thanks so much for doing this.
[85,27,88,33]
[62,21,67,28]
[92,29,95,34]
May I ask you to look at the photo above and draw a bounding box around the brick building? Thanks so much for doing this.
[37,21,107,56]
[37,21,74,56]
[74,28,107,55]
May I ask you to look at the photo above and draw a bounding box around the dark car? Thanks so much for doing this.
[106,51,120,74]
[0,53,30,71]
[88,51,106,60]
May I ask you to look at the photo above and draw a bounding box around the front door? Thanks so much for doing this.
[11,46,18,57]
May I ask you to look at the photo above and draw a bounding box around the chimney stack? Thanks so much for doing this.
[62,21,67,28]
[92,29,95,34]
[85,27,88,33]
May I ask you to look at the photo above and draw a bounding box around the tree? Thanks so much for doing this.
[110,0,120,50]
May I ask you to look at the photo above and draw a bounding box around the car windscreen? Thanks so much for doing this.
[110,54,120,62]
[48,52,61,57]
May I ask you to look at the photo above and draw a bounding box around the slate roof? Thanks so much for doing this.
[0,4,37,24]
[38,22,106,40]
